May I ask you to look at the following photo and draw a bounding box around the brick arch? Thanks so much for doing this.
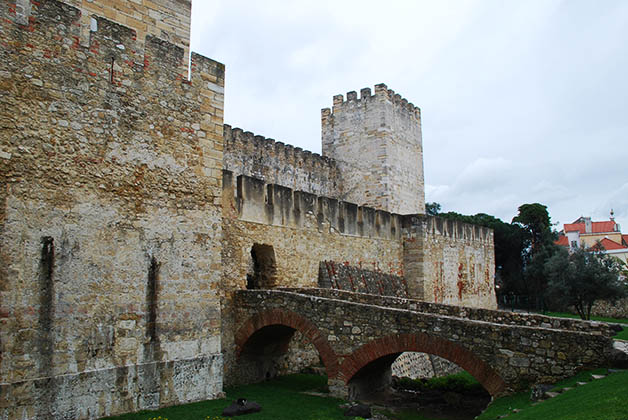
[339,333,506,396]
[234,308,339,378]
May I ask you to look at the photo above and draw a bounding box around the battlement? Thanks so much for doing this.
[222,171,491,244]
[321,83,421,121]
[222,171,405,240]
[410,215,494,244]
[223,125,341,197]
[1,1,223,89]
[225,125,336,170]
[57,0,191,62]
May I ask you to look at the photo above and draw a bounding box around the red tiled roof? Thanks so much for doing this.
[555,235,569,247]
[597,238,628,251]
[564,220,617,234]
[623,234,628,247]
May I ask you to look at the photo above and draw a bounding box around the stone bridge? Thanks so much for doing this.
[232,288,616,399]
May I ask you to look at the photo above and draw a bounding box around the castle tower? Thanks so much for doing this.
[321,83,425,215]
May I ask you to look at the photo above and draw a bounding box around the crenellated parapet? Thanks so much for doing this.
[321,83,425,215]
[223,124,341,198]
[222,171,405,241]
[321,83,421,122]
[406,215,494,244]
[222,170,493,247]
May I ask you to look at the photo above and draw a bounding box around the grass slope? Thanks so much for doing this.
[103,374,345,420]
[104,369,628,420]
[477,369,628,420]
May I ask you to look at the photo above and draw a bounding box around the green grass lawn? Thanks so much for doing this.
[103,369,628,420]
[103,374,348,420]
[477,369,628,420]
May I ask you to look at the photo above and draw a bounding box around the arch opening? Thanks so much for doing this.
[246,243,277,289]
[340,334,506,400]
[233,309,339,386]
[236,325,300,383]
[348,351,492,417]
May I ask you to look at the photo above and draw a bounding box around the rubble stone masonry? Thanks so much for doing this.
[0,1,224,418]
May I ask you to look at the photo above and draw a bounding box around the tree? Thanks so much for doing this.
[425,202,441,216]
[512,203,553,251]
[512,203,558,309]
[544,246,627,320]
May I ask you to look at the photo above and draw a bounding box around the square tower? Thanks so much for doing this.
[321,84,425,215]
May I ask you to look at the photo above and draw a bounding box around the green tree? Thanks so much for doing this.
[544,246,627,319]
[512,203,554,250]
[512,203,558,309]
[425,202,441,216]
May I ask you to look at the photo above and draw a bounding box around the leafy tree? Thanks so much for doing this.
[511,203,558,309]
[512,203,554,250]
[425,202,441,216]
[544,246,627,319]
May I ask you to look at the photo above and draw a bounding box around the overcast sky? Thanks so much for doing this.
[190,0,628,232]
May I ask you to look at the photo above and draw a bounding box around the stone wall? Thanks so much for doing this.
[590,298,628,319]
[286,288,615,336]
[60,0,191,63]
[404,216,497,309]
[0,1,224,418]
[319,261,408,297]
[221,172,405,384]
[224,125,341,198]
[233,289,616,398]
[321,84,425,215]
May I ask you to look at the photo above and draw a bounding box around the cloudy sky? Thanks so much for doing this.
[190,0,628,232]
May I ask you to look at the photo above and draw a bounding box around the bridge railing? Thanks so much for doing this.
[277,288,615,337]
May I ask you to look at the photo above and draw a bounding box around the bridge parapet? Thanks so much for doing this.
[232,289,615,398]
[279,288,615,337]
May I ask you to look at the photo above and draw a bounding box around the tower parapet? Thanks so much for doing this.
[321,83,425,215]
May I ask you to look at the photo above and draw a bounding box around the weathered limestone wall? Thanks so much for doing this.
[0,1,224,418]
[59,0,191,62]
[321,84,425,215]
[404,216,496,309]
[224,125,341,197]
[221,172,405,384]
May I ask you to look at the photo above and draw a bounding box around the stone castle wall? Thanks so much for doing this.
[220,173,496,384]
[58,0,191,63]
[220,171,406,384]
[224,125,341,198]
[322,84,425,215]
[0,1,224,418]
[2,1,500,418]
[404,216,497,309]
